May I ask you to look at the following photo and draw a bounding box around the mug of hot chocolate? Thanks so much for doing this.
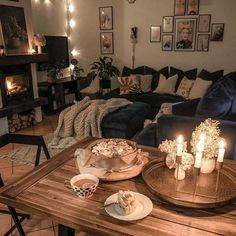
[69,174,99,198]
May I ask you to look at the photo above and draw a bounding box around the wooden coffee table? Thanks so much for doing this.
[0,137,236,236]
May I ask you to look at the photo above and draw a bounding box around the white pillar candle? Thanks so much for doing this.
[176,135,184,156]
[217,139,225,162]
[194,151,202,168]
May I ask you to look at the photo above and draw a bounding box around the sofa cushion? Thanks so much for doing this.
[195,76,236,119]
[132,74,152,92]
[188,77,213,99]
[170,67,197,91]
[118,76,142,94]
[175,77,195,98]
[137,123,157,147]
[172,98,200,116]
[198,69,224,83]
[101,102,151,138]
[153,74,178,94]
[121,66,145,76]
[146,66,169,91]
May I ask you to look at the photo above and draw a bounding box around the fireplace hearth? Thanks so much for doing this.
[0,53,48,135]
[0,64,34,107]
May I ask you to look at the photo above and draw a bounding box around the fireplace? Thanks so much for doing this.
[0,64,33,107]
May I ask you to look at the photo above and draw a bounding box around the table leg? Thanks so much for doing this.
[58,224,75,236]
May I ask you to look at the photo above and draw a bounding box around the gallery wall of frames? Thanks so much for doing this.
[154,0,225,52]
[99,0,225,54]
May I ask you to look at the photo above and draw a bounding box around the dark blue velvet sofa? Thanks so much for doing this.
[103,89,185,119]
[137,71,236,160]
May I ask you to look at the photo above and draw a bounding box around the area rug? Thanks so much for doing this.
[0,133,78,166]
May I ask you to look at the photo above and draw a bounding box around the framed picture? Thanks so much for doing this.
[162,35,173,51]
[174,18,197,51]
[211,23,225,41]
[100,32,114,54]
[150,26,161,42]
[197,34,210,51]
[99,6,113,30]
[198,14,211,32]
[163,16,173,33]
[187,0,199,15]
[0,5,29,54]
[174,0,186,16]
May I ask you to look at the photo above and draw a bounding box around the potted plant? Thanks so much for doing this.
[40,61,67,83]
[90,56,120,91]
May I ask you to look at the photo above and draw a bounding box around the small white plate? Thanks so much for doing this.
[104,191,153,221]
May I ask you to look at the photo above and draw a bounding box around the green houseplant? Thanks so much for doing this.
[40,61,67,83]
[90,56,120,90]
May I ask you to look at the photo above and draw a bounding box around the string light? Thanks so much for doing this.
[69,4,74,13]
[69,19,75,28]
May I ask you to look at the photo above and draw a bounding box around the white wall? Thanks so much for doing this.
[69,0,236,74]
[31,0,68,82]
[30,0,236,75]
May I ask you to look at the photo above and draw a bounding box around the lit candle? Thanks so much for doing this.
[196,140,205,152]
[194,151,202,168]
[217,139,225,162]
[176,135,184,156]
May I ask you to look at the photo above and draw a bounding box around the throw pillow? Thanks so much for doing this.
[153,74,178,95]
[131,74,152,92]
[195,76,236,119]
[121,66,145,77]
[172,98,200,116]
[118,76,142,95]
[170,66,198,91]
[188,77,212,99]
[198,69,224,83]
[175,77,195,98]
[146,66,169,91]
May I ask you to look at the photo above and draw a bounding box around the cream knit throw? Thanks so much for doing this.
[49,97,132,148]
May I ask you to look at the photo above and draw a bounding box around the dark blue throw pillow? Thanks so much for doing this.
[195,75,236,119]
[144,66,169,91]
[198,69,224,83]
[121,66,145,76]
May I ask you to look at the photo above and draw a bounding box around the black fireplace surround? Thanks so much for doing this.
[0,64,34,107]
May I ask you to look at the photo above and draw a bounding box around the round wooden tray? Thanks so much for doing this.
[142,159,236,209]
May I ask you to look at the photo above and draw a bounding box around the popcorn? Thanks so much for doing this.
[91,140,135,158]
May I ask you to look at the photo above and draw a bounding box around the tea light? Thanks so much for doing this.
[217,139,225,163]
[176,135,184,157]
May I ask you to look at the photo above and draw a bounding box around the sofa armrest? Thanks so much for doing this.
[157,115,236,160]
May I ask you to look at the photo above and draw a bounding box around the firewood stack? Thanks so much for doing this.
[8,110,37,133]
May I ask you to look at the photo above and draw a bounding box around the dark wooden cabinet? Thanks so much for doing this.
[38,77,89,113]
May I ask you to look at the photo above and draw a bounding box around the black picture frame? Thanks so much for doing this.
[100,32,114,54]
[99,6,113,30]
[163,16,174,33]
[197,34,210,52]
[150,25,161,42]
[0,5,29,54]
[162,34,173,51]
[211,23,225,41]
[174,17,197,52]
[186,0,199,15]
[174,0,186,16]
[198,14,211,33]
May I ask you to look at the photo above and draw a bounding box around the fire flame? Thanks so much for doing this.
[6,80,13,90]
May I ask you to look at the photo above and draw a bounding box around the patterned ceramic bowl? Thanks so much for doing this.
[70,174,99,198]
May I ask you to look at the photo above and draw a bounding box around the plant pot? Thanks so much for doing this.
[99,79,111,89]
[200,158,216,174]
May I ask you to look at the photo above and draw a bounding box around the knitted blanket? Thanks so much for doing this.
[49,97,132,148]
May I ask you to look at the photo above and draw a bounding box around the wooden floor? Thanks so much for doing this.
[0,114,89,235]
